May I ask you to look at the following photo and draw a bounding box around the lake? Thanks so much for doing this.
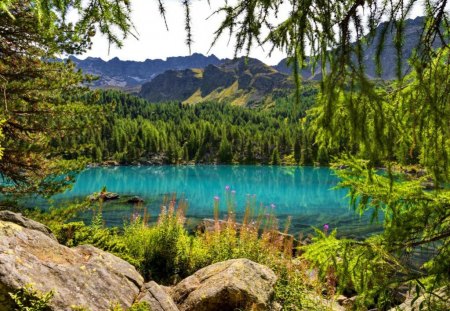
[27,165,383,237]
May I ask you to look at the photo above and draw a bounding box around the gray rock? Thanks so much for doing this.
[169,258,277,311]
[137,281,179,311]
[0,210,55,240]
[0,211,144,311]
[88,191,120,202]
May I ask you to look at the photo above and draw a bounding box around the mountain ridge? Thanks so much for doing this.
[274,16,430,80]
[68,53,225,90]
[139,57,294,105]
[70,16,436,105]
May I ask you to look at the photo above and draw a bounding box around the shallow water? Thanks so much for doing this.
[25,165,383,237]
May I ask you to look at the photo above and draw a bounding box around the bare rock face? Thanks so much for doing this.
[137,281,179,311]
[0,211,144,310]
[169,258,277,311]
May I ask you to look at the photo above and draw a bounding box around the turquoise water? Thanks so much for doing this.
[27,165,382,237]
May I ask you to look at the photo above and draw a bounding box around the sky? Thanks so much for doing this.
[79,0,428,65]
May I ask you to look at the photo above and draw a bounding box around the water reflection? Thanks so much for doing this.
[28,165,382,237]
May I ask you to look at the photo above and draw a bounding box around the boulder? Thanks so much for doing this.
[137,281,179,311]
[0,211,144,311]
[169,258,277,311]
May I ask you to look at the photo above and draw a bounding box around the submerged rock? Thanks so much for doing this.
[127,196,145,204]
[169,258,277,311]
[0,211,143,311]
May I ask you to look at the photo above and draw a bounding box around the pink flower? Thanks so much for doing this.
[323,224,329,233]
[214,196,220,201]
[231,190,236,195]
[270,203,276,209]
[225,185,230,191]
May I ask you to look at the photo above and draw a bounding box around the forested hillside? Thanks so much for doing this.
[56,87,320,165]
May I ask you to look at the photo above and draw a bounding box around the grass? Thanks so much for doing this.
[32,191,341,310]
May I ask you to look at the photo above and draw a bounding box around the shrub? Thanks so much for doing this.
[9,285,53,311]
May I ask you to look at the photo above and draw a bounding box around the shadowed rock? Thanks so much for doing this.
[137,281,179,311]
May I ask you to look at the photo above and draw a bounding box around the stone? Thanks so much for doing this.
[169,258,277,311]
[127,196,145,204]
[102,160,120,166]
[137,281,179,311]
[88,191,120,202]
[336,294,348,305]
[0,211,144,311]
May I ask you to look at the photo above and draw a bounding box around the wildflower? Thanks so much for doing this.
[131,212,140,222]
[225,185,230,191]
[214,196,220,201]
[270,203,276,209]
[323,223,329,234]
[231,190,236,195]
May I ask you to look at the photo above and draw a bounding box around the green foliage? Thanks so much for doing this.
[302,39,450,309]
[9,284,53,311]
[0,0,133,53]
[303,228,409,309]
[57,88,320,165]
[0,119,4,160]
[119,199,208,282]
[0,2,108,196]
[110,301,151,311]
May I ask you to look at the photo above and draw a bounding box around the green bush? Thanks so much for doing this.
[9,285,53,311]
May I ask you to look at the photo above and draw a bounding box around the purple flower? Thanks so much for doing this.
[225,185,230,191]
[131,212,140,221]
[214,196,220,201]
[323,224,329,232]
[270,203,276,209]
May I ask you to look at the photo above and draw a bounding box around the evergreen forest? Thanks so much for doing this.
[0,1,449,311]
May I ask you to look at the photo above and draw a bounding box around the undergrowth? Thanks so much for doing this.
[8,187,449,311]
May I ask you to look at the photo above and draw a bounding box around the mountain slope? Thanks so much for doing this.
[274,16,433,80]
[69,53,223,90]
[139,57,294,105]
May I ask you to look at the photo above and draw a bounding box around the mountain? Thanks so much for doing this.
[274,16,434,80]
[68,53,224,90]
[139,57,294,105]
